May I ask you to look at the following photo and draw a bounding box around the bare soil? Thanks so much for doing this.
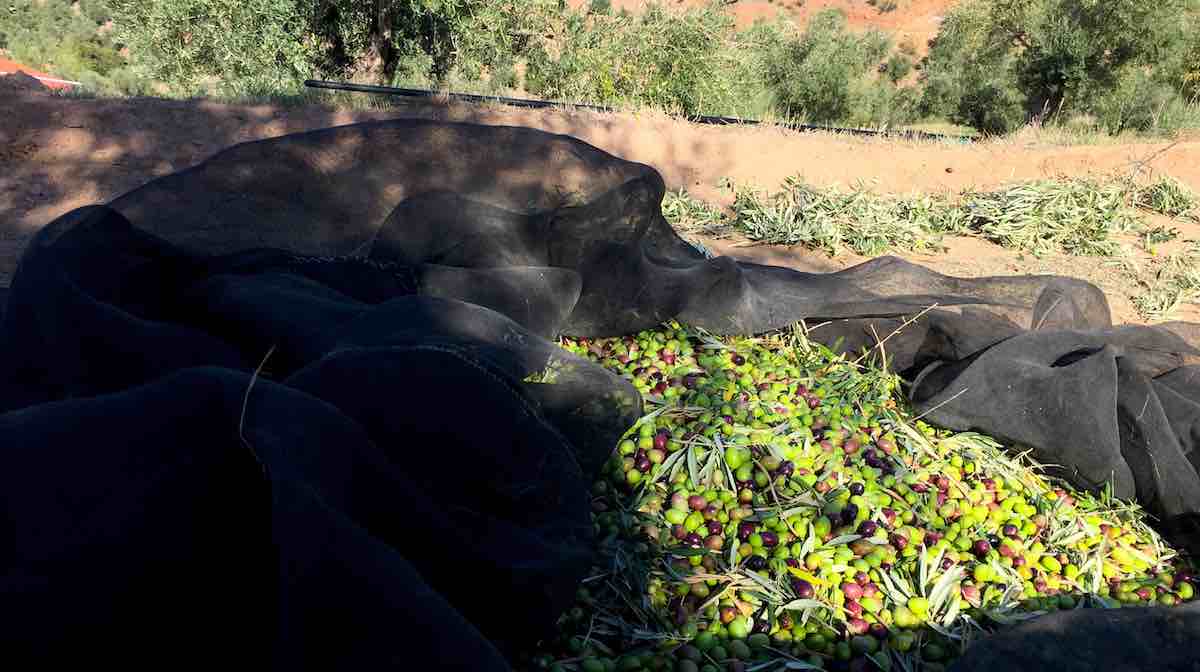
[3,80,1199,323]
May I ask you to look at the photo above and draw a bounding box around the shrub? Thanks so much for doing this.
[883,53,913,84]
[764,9,891,124]
[110,0,316,96]
[524,2,780,117]
[920,0,1027,134]
[921,0,1199,135]
[849,79,922,128]
[1,0,146,94]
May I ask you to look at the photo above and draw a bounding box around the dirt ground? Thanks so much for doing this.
[4,80,1200,323]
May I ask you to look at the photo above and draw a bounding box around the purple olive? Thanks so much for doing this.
[843,582,864,600]
[706,520,724,536]
[855,571,870,586]
[891,533,909,551]
[1003,524,1019,538]
[746,556,768,571]
[843,439,861,455]
[791,579,815,599]
[704,504,721,520]
[761,531,779,547]
[972,539,992,558]
[705,534,725,551]
[998,543,1016,558]
[941,557,955,570]
[841,504,859,526]
[688,495,708,511]
[881,508,897,528]
[849,482,865,496]
[845,600,863,618]
[777,461,795,478]
[936,476,951,491]
[961,584,981,605]
[654,430,670,451]
[857,520,878,537]
[731,354,746,366]
[807,396,821,409]
[737,521,757,541]
[685,532,704,548]
[635,456,652,472]
[862,583,879,599]
[659,349,676,365]
[672,525,688,540]
[683,374,700,389]
[846,618,870,635]
[876,437,895,453]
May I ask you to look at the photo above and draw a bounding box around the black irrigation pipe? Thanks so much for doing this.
[304,79,977,144]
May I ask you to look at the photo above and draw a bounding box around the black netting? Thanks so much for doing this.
[947,600,1200,672]
[4,119,1200,668]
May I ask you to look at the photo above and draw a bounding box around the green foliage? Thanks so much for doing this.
[663,174,1199,258]
[308,0,535,84]
[108,0,555,96]
[884,53,913,84]
[921,0,1200,135]
[1132,243,1200,320]
[848,78,922,128]
[1185,39,1200,103]
[525,2,781,117]
[764,9,891,124]
[0,0,144,94]
[110,0,315,96]
[1133,176,1199,220]
[920,0,1027,134]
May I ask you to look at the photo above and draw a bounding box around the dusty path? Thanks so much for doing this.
[4,83,1199,323]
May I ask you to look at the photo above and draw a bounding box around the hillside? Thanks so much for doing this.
[567,0,953,52]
